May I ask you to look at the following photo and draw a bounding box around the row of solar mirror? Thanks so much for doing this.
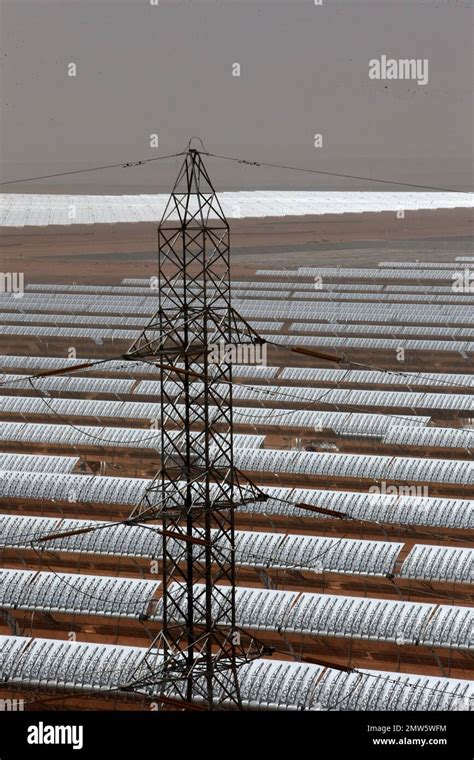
[5,569,467,649]
[1,374,135,394]
[220,381,474,410]
[0,395,166,420]
[0,569,160,617]
[0,515,398,577]
[233,448,474,485]
[282,293,474,304]
[384,283,473,293]
[0,354,281,380]
[3,290,473,318]
[3,297,472,328]
[270,292,474,304]
[289,322,474,338]
[381,425,474,449]
[269,267,470,281]
[1,447,470,501]
[279,367,474,388]
[237,301,474,320]
[379,262,471,270]
[1,513,470,582]
[0,422,264,451]
[123,277,474,296]
[1,325,140,340]
[242,291,468,304]
[206,406,429,434]
[178,583,472,649]
[0,471,147,505]
[245,310,474,328]
[3,188,471,210]
[28,285,468,304]
[0,312,146,327]
[27,283,296,296]
[240,298,474,316]
[0,321,280,340]
[231,531,402,575]
[1,473,471,528]
[0,508,403,575]
[0,292,155,308]
[264,334,474,353]
[0,453,79,473]
[237,659,473,711]
[0,422,161,449]
[0,294,209,316]
[5,322,466,363]
[2,467,472,528]
[0,394,432,434]
[122,276,474,296]
[1,634,471,709]
[0,634,147,691]
[236,487,473,529]
[401,545,473,584]
[256,266,464,280]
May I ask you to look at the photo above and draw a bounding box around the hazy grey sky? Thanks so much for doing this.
[0,0,472,192]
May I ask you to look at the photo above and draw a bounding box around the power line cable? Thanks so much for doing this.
[0,152,185,187]
[204,150,469,194]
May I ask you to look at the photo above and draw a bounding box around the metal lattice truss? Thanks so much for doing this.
[124,149,269,709]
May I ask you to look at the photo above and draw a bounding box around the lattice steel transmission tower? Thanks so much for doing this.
[124,147,269,710]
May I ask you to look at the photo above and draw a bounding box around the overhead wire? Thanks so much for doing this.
[203,150,467,195]
[0,152,185,187]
